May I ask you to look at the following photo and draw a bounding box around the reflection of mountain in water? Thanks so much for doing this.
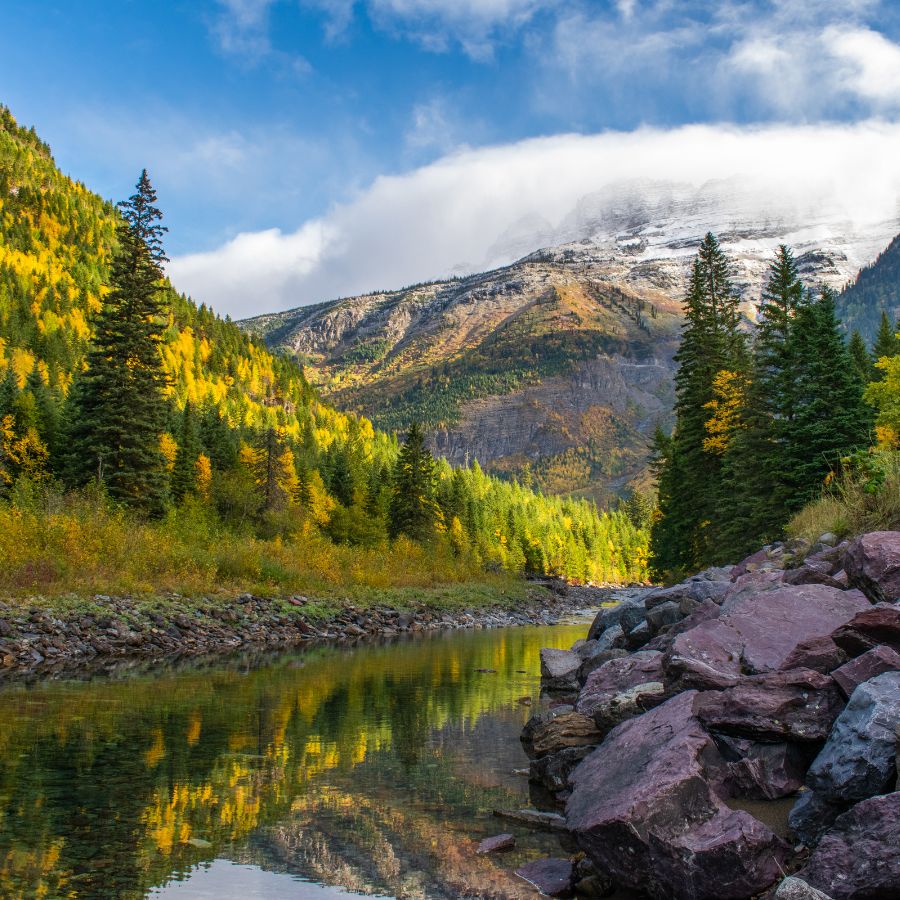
[0,624,587,899]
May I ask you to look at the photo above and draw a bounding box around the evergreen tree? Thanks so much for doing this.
[251,427,293,512]
[171,401,201,503]
[872,311,900,380]
[650,234,746,576]
[848,330,874,385]
[388,422,437,541]
[781,287,870,508]
[63,170,170,514]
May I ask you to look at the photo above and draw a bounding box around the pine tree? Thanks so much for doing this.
[782,287,870,508]
[872,311,900,380]
[650,234,746,577]
[388,422,438,542]
[848,330,874,385]
[252,427,293,512]
[63,170,171,514]
[171,401,201,503]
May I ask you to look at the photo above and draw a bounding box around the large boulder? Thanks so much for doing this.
[646,600,684,635]
[666,585,870,691]
[577,648,628,684]
[778,635,847,674]
[844,531,900,603]
[515,857,575,898]
[694,669,844,743]
[530,745,594,794]
[797,791,900,899]
[774,876,834,899]
[831,645,900,698]
[789,671,900,844]
[567,692,789,899]
[529,710,602,758]
[541,648,582,692]
[576,651,665,720]
[831,605,900,656]
[587,591,652,641]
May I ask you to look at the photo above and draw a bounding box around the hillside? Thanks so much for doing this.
[0,103,648,592]
[244,185,899,503]
[837,231,900,341]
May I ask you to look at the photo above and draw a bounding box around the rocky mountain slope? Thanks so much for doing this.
[837,231,900,342]
[243,180,900,503]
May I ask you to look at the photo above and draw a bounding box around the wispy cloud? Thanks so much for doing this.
[210,0,311,73]
[168,120,900,318]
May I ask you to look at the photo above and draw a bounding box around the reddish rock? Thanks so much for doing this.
[576,651,665,721]
[831,645,900,697]
[831,605,900,656]
[664,619,743,690]
[567,692,789,900]
[844,530,900,603]
[782,565,846,589]
[722,586,870,673]
[694,669,844,742]
[731,548,771,578]
[798,792,900,899]
[779,635,847,674]
[515,857,574,898]
[715,736,808,800]
[476,833,515,854]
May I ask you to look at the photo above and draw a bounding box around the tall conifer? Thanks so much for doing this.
[389,422,438,541]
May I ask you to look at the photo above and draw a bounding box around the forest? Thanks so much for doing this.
[651,233,900,580]
[0,105,648,600]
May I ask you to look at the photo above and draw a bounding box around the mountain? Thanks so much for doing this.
[837,232,900,342]
[243,180,899,503]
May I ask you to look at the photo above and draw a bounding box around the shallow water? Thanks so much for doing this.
[0,621,591,899]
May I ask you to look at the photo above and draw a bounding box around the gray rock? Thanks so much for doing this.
[788,789,848,847]
[530,745,594,793]
[618,603,648,635]
[576,651,666,722]
[476,833,515,854]
[623,619,651,649]
[577,648,628,684]
[541,648,582,691]
[645,600,683,635]
[593,624,624,653]
[774,876,834,899]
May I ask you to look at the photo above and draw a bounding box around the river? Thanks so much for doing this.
[0,620,591,899]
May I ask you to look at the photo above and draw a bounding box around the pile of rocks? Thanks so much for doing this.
[0,587,582,678]
[522,531,900,899]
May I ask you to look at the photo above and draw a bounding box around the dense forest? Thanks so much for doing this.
[0,105,648,594]
[651,233,900,580]
[836,232,900,342]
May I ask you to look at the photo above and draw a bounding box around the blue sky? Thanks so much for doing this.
[4,1,900,316]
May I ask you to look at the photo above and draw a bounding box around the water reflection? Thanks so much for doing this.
[0,623,588,899]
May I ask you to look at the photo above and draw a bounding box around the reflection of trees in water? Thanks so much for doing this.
[0,625,584,898]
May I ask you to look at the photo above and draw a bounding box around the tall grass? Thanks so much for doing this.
[788,451,900,542]
[0,489,510,605]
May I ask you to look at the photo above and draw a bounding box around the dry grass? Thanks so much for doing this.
[788,451,900,543]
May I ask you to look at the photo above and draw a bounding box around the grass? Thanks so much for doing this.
[0,492,529,615]
[788,450,900,543]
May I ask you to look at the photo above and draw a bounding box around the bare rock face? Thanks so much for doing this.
[541,648,582,692]
[844,531,900,603]
[529,710,603,758]
[694,669,844,743]
[664,619,744,690]
[797,792,900,900]
[576,651,665,722]
[831,605,900,656]
[567,692,789,899]
[779,635,847,675]
[831,645,900,697]
[789,671,900,844]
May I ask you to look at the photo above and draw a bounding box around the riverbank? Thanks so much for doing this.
[0,580,609,679]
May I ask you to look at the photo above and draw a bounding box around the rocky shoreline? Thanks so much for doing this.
[518,531,900,900]
[0,580,599,680]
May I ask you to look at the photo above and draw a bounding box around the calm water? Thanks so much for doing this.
[0,622,590,899]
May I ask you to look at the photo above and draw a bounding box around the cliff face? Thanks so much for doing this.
[243,182,899,503]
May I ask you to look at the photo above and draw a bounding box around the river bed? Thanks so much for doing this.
[0,621,592,899]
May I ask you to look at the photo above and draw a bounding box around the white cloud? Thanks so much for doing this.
[823,25,900,104]
[168,120,900,319]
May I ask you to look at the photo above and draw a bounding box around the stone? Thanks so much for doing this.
[731,548,774,578]
[574,874,615,898]
[844,530,900,603]
[623,619,650,650]
[493,808,568,831]
[805,671,900,804]
[576,651,665,721]
[788,790,848,847]
[779,635,847,674]
[530,745,594,793]
[694,669,844,742]
[573,639,600,660]
[797,792,900,900]
[541,648,582,691]
[645,600,684,635]
[715,735,808,800]
[577,648,628,684]
[664,619,743,690]
[831,605,900,656]
[587,593,649,640]
[476,833,515,854]
[774,876,834,899]
[593,624,624,653]
[782,566,846,589]
[618,603,647,636]
[515,858,574,898]
[831,645,900,697]
[530,711,602,757]
[567,692,789,900]
[522,705,572,753]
